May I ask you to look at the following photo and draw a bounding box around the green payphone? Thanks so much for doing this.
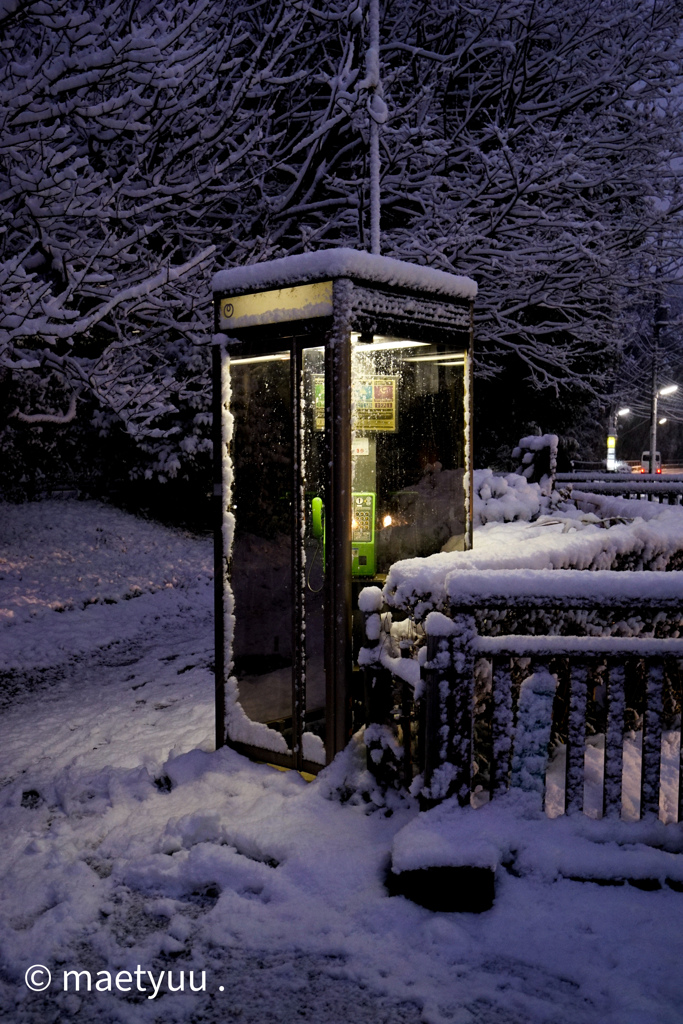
[311,370,387,577]
[350,420,379,578]
[310,491,376,577]
[351,492,376,576]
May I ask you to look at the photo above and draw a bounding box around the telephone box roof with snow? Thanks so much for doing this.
[212,248,476,774]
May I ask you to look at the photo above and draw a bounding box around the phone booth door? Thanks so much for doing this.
[217,337,329,773]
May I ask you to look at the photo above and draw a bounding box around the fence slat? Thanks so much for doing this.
[400,675,413,787]
[422,614,475,807]
[604,661,625,819]
[491,656,513,796]
[641,658,664,820]
[511,660,557,809]
[565,663,588,814]
[448,629,475,806]
[422,634,446,796]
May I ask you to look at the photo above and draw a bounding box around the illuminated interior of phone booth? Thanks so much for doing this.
[212,250,475,774]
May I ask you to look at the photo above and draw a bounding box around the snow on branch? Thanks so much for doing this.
[10,393,77,425]
[1,0,682,477]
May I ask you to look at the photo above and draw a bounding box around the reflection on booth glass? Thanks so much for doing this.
[352,333,468,569]
[228,350,295,739]
[307,333,468,578]
[226,333,467,758]
[228,344,328,763]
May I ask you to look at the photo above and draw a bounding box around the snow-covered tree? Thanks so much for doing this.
[245,0,683,392]
[0,0,370,483]
[1,0,682,488]
[1,0,221,475]
[222,0,683,463]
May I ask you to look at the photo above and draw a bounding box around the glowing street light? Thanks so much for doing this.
[606,407,632,471]
[649,383,678,473]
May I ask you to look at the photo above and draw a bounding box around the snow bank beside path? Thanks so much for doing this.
[391,790,683,883]
[0,500,213,670]
[0,499,212,615]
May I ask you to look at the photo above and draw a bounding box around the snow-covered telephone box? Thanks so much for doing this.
[212,249,475,773]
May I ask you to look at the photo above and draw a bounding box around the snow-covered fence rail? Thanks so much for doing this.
[556,473,683,483]
[574,484,683,504]
[359,571,683,822]
[557,473,683,505]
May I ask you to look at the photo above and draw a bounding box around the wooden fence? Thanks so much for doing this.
[360,571,683,822]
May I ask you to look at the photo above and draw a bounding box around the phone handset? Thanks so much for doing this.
[307,497,325,593]
[311,496,324,540]
[308,493,376,580]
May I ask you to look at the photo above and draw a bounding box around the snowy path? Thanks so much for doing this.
[1,501,682,1024]
[0,585,215,785]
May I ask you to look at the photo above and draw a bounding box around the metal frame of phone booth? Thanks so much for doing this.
[212,250,475,773]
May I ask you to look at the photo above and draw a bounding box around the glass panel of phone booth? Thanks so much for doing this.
[226,334,465,761]
[229,352,293,741]
[351,338,467,572]
[302,346,327,759]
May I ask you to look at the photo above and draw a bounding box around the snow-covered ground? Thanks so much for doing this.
[1,500,682,1024]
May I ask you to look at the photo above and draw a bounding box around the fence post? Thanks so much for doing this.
[399,647,414,787]
[641,658,664,820]
[604,661,625,818]
[421,612,475,808]
[358,587,403,787]
[510,663,558,810]
[565,662,588,814]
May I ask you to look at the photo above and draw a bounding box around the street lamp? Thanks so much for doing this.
[649,384,678,473]
[606,407,631,471]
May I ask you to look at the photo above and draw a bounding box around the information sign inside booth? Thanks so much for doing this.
[313,374,398,432]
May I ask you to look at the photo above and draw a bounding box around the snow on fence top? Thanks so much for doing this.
[445,567,683,605]
[384,501,683,617]
[571,490,674,521]
[212,248,477,301]
[557,473,683,483]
